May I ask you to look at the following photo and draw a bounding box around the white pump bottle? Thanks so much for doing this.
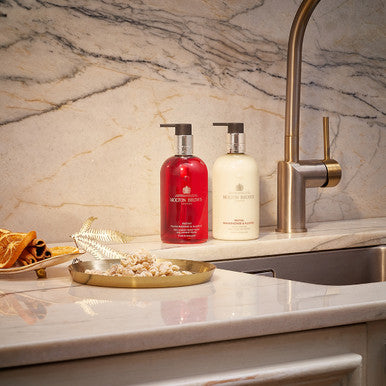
[212,123,259,240]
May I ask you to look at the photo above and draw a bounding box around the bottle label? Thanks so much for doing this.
[223,194,255,200]
[213,181,259,238]
[170,222,203,238]
[160,157,208,243]
[169,186,204,238]
[170,190,203,204]
[222,219,255,234]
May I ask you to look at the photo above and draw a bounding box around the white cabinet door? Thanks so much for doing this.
[173,353,363,385]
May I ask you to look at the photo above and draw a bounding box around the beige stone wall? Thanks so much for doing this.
[0,0,384,241]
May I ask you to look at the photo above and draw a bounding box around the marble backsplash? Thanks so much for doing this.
[0,0,385,242]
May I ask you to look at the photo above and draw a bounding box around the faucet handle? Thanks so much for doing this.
[321,116,342,187]
[323,117,331,161]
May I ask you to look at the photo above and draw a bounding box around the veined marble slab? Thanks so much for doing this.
[0,265,385,369]
[0,0,385,242]
[76,217,386,262]
[0,217,385,368]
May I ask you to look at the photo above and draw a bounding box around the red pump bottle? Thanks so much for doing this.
[160,123,208,243]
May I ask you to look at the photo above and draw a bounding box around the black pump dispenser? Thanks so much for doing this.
[213,122,244,134]
[213,122,245,154]
[160,123,192,135]
[160,123,193,155]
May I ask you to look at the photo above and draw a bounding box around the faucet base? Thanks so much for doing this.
[276,160,327,234]
[276,226,307,233]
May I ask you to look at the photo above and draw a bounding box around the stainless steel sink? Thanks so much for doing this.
[212,245,385,286]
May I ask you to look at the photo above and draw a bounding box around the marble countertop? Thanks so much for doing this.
[109,217,386,261]
[0,217,385,369]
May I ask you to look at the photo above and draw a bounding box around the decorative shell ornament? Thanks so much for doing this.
[72,217,133,260]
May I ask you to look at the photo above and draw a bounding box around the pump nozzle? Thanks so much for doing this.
[160,123,193,155]
[160,123,192,136]
[213,122,244,134]
[213,122,245,154]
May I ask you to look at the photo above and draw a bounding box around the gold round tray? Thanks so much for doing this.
[68,258,216,288]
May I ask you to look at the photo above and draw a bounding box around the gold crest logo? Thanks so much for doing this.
[182,186,191,194]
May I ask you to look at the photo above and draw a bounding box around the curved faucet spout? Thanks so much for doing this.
[276,0,342,233]
[285,0,321,163]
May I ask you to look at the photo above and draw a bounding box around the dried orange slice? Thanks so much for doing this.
[0,230,37,268]
[50,246,79,257]
[0,229,11,238]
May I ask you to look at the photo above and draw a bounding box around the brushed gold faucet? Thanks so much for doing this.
[276,0,342,233]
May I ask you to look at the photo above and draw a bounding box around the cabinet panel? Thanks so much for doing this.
[367,320,386,386]
[1,324,366,386]
[178,353,362,385]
